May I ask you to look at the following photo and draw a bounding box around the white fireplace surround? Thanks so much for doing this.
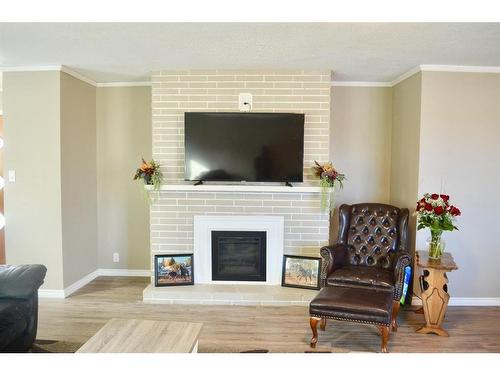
[193,215,285,285]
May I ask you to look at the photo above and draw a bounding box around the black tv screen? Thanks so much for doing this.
[184,112,304,182]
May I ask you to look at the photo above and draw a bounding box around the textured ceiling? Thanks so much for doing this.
[0,23,500,83]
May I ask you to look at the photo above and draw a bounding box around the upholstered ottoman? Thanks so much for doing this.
[309,286,395,353]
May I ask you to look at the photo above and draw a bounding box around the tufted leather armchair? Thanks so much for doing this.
[320,203,412,306]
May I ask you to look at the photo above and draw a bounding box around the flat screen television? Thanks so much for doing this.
[184,112,304,182]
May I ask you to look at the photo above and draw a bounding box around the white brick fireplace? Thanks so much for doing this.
[144,70,331,305]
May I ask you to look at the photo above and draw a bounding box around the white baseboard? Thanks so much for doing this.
[38,270,99,299]
[63,270,100,297]
[412,296,500,306]
[38,268,150,299]
[97,268,150,277]
[38,289,66,299]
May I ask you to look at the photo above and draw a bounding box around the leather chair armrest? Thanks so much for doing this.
[320,244,348,287]
[392,251,412,300]
[0,265,47,299]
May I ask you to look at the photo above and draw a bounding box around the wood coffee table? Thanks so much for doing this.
[76,318,203,353]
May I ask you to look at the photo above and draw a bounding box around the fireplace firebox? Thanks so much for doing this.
[211,231,267,282]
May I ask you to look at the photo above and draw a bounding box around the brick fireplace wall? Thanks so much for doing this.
[150,70,331,274]
[152,70,331,182]
[151,190,329,255]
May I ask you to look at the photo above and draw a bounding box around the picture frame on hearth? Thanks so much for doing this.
[154,254,194,287]
[281,255,322,290]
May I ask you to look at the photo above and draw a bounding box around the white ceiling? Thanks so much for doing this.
[1,23,500,83]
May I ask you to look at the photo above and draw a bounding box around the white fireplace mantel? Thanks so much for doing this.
[147,184,322,193]
[193,215,285,285]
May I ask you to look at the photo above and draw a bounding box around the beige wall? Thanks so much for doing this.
[60,72,98,287]
[3,71,98,290]
[96,86,151,270]
[389,73,422,255]
[4,73,151,289]
[330,86,393,205]
[330,86,393,242]
[418,71,500,297]
[3,71,65,289]
[389,70,500,298]
[0,73,3,113]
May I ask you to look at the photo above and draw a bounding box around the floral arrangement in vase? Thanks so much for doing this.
[415,193,461,260]
[133,158,164,191]
[312,161,346,213]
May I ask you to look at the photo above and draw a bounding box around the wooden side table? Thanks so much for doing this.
[415,251,458,337]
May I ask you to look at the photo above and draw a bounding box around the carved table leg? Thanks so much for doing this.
[416,268,451,337]
[378,326,390,353]
[320,318,327,331]
[391,301,400,332]
[310,317,321,348]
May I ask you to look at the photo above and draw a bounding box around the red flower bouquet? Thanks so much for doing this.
[416,193,461,259]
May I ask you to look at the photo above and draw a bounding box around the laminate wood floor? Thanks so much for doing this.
[38,276,500,353]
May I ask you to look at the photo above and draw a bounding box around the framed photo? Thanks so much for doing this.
[154,254,194,287]
[281,255,321,290]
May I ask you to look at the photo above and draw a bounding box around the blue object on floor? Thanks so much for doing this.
[400,266,412,304]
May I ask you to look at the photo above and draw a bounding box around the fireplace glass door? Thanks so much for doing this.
[211,231,266,282]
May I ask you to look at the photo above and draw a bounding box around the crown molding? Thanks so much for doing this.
[0,65,151,88]
[390,66,421,87]
[97,81,152,87]
[3,64,500,91]
[0,65,98,86]
[60,66,97,87]
[420,64,500,74]
[331,81,392,87]
[0,65,63,72]
[390,64,500,87]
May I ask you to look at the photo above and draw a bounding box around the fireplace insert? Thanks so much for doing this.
[211,231,266,282]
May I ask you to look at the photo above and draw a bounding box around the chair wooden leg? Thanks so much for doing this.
[391,301,400,332]
[378,326,390,353]
[320,318,327,331]
[310,317,321,348]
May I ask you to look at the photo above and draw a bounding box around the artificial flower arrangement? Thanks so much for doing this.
[133,158,164,191]
[313,161,346,213]
[415,193,461,259]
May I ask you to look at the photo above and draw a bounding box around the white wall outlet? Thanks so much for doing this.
[113,252,120,263]
[8,170,16,182]
[238,93,252,112]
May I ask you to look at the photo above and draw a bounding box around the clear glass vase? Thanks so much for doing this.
[427,229,445,260]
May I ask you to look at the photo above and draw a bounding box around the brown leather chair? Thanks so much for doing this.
[320,203,412,326]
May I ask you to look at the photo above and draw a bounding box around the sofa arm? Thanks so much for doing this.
[319,244,348,288]
[0,265,47,299]
[392,252,412,300]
